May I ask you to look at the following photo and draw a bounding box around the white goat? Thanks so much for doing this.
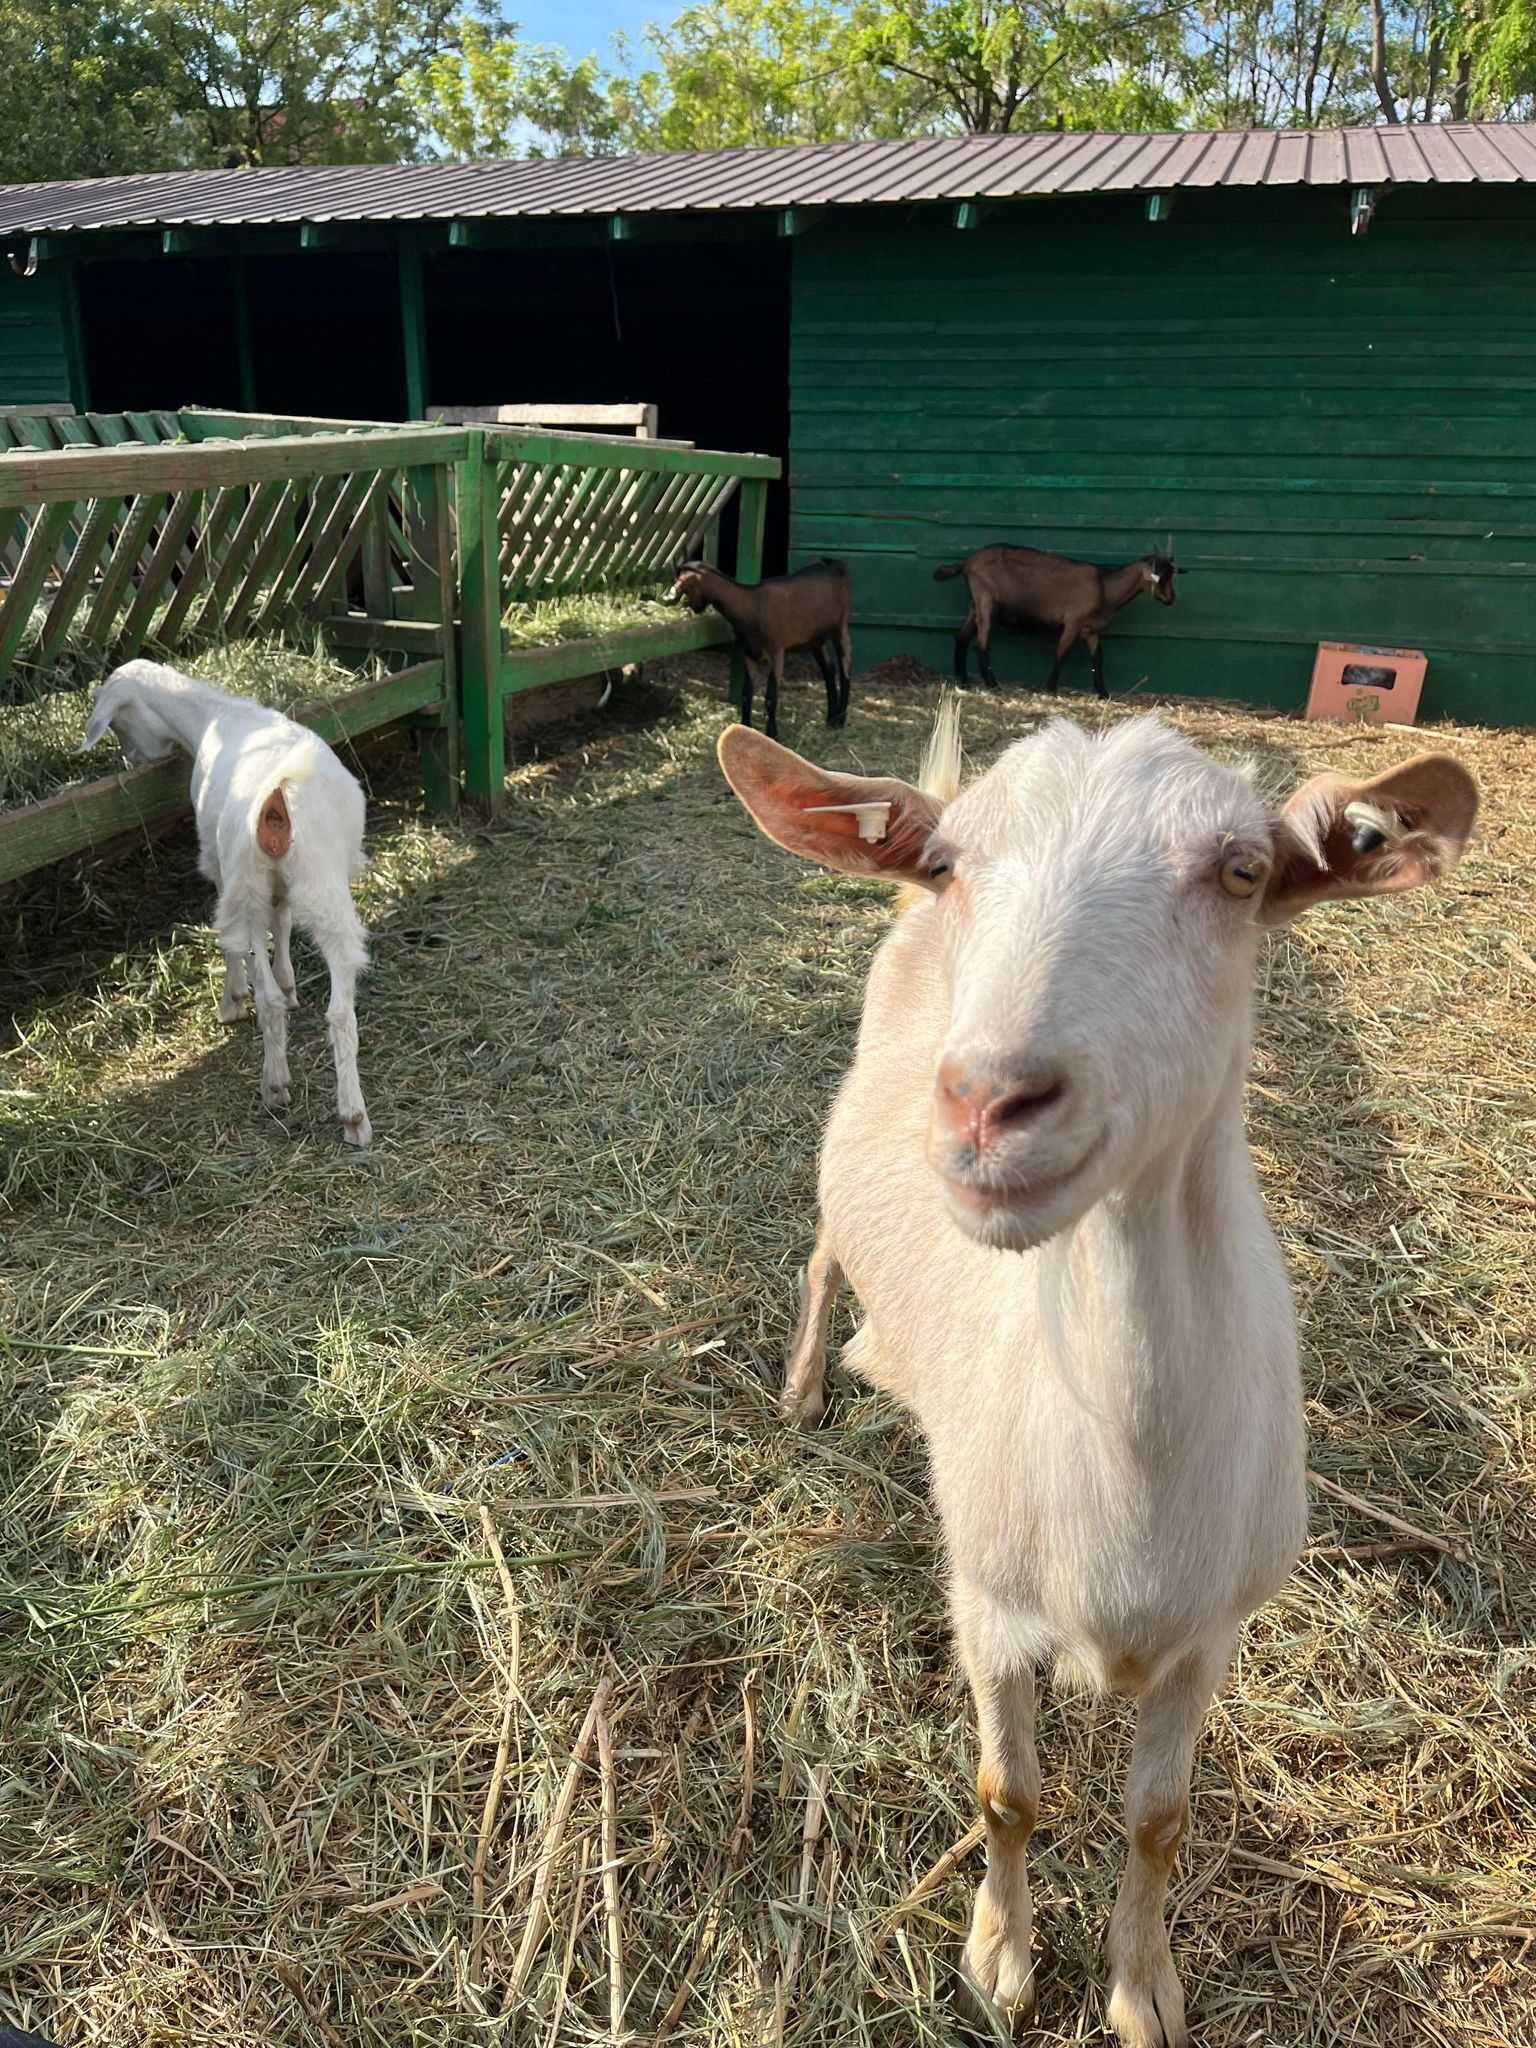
[719,707,1477,2046]
[82,659,373,1146]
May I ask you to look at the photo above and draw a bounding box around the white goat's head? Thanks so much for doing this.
[720,714,1478,1253]
[80,665,179,765]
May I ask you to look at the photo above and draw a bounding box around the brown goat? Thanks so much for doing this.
[934,545,1177,696]
[670,558,852,740]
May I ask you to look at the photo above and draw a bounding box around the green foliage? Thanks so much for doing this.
[0,0,187,182]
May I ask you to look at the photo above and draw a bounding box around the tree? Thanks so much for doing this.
[0,0,188,183]
[151,0,506,165]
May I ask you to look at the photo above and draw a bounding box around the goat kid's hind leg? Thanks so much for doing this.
[954,1584,1041,2026]
[1087,631,1108,700]
[272,886,299,1008]
[782,1221,843,1426]
[318,929,371,1148]
[246,933,292,1113]
[813,642,842,729]
[836,623,853,724]
[1106,1634,1233,2048]
[764,652,784,742]
[217,946,253,1024]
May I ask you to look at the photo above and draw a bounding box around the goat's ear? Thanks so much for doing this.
[78,690,117,753]
[718,725,946,883]
[1261,753,1478,924]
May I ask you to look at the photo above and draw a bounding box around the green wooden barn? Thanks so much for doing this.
[5,124,1536,723]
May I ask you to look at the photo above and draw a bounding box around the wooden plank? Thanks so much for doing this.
[114,489,204,661]
[398,463,458,812]
[432,402,660,436]
[398,231,429,420]
[307,470,391,615]
[730,476,769,712]
[543,466,632,594]
[81,491,162,644]
[191,478,285,637]
[247,476,350,636]
[498,615,731,696]
[230,256,258,414]
[36,493,124,659]
[179,407,392,440]
[222,481,312,640]
[522,462,611,593]
[324,616,445,655]
[480,429,778,481]
[153,484,247,645]
[504,462,589,600]
[0,499,75,677]
[0,428,467,507]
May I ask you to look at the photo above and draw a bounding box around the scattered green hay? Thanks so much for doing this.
[501,587,678,646]
[0,639,390,810]
[0,661,1532,2047]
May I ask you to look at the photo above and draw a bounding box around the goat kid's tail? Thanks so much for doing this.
[897,690,963,912]
[931,562,965,583]
[247,739,324,863]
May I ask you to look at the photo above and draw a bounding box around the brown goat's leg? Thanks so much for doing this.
[1046,624,1078,692]
[783,1221,843,1426]
[814,641,842,728]
[954,614,976,685]
[737,650,756,731]
[764,652,784,741]
[1087,631,1108,699]
[973,594,998,687]
[837,623,853,723]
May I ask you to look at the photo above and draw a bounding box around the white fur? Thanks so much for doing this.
[82,659,373,1145]
[787,716,1308,2043]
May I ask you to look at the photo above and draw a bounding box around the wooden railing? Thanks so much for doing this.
[457,427,778,809]
[1,413,464,884]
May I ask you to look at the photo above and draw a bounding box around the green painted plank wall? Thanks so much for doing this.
[788,187,1536,725]
[0,266,73,409]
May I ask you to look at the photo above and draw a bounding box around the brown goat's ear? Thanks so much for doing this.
[1261,753,1478,924]
[718,726,946,883]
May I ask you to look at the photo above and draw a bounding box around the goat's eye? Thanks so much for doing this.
[1218,852,1267,899]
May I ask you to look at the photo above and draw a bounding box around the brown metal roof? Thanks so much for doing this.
[3,123,1535,238]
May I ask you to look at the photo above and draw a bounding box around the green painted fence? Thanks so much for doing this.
[789,188,1536,725]
[457,426,777,808]
[0,409,464,883]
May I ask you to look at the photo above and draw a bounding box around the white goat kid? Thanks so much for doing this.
[719,710,1477,2046]
[82,659,373,1145]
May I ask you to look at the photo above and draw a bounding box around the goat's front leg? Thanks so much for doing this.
[782,1221,842,1425]
[1106,1635,1232,2048]
[1087,631,1108,700]
[954,1584,1040,2025]
[272,892,299,1008]
[1046,624,1076,692]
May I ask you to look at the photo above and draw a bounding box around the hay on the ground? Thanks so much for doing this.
[0,656,1531,2048]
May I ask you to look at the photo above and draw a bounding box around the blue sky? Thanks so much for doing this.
[512,0,661,62]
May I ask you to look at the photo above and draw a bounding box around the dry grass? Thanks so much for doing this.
[0,638,392,810]
[1,654,1532,2048]
[501,589,677,648]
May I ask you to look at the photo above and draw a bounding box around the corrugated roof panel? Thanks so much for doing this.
[3,124,1536,238]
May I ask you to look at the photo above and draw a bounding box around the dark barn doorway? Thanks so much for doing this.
[426,236,793,573]
[80,257,243,413]
[243,253,407,421]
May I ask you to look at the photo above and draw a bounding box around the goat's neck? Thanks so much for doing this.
[135,675,219,755]
[1032,1033,1258,1434]
[1102,560,1152,612]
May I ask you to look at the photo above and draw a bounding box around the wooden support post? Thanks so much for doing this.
[401,460,460,814]
[398,229,430,420]
[457,430,504,811]
[954,201,985,231]
[1351,186,1378,236]
[59,258,89,413]
[1144,192,1174,224]
[230,252,257,412]
[729,476,768,713]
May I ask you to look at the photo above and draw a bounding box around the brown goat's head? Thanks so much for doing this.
[669,561,712,613]
[1148,552,1178,607]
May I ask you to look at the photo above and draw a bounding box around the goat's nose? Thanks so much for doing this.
[935,1057,1067,1153]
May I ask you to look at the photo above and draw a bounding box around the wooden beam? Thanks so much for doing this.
[229,254,257,412]
[398,230,430,420]
[609,214,633,242]
[498,616,732,696]
[58,257,89,412]
[954,201,985,231]
[1351,185,1378,236]
[1144,192,1174,224]
[0,427,467,508]
[778,207,818,237]
[160,228,209,255]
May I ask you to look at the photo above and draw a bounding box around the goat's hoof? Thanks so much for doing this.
[959,1942,1036,2033]
[826,712,847,730]
[1107,1949,1187,2048]
[780,1379,826,1429]
[277,981,299,1011]
[262,1081,291,1111]
[218,994,253,1023]
[342,1112,372,1148]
